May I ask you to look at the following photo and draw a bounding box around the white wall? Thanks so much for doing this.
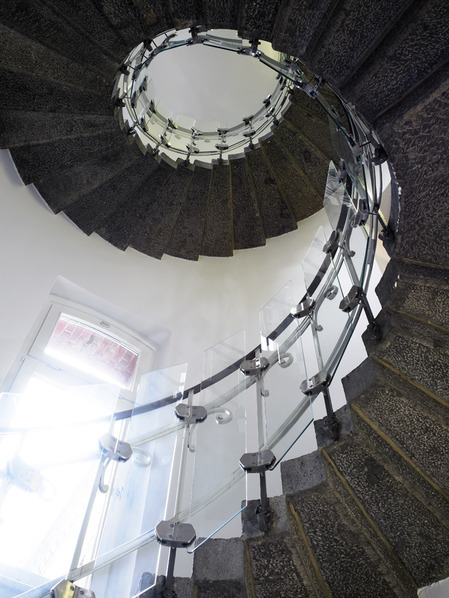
[0,149,348,389]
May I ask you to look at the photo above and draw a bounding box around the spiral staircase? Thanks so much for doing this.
[1,0,449,596]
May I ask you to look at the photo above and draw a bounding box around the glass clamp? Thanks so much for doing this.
[352,198,368,227]
[300,371,331,396]
[51,580,96,598]
[290,296,315,318]
[239,450,276,473]
[323,230,339,254]
[239,356,269,377]
[99,433,133,462]
[175,403,207,424]
[340,285,363,312]
[156,521,196,548]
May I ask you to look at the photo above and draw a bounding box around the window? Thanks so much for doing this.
[0,296,156,595]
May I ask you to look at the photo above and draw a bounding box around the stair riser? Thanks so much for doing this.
[327,438,449,587]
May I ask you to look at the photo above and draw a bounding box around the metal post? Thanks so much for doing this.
[163,546,177,596]
[322,387,339,441]
[257,470,269,532]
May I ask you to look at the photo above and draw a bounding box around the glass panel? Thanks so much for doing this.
[0,381,120,598]
[188,331,248,551]
[259,301,313,465]
[83,365,187,598]
[301,226,332,299]
[323,161,354,232]
[314,242,355,374]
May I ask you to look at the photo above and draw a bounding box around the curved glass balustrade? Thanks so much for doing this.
[4,57,387,596]
[113,29,296,166]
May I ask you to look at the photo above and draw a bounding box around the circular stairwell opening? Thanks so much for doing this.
[113,28,296,167]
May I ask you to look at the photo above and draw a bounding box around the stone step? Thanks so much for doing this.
[237,0,283,41]
[202,1,236,31]
[272,0,335,60]
[9,128,125,184]
[273,120,329,197]
[325,435,449,588]
[165,166,212,261]
[283,91,339,165]
[0,111,117,149]
[192,538,247,598]
[376,259,449,329]
[343,357,449,502]
[89,0,148,49]
[96,159,170,251]
[0,22,109,94]
[246,533,315,597]
[129,165,193,259]
[42,0,130,61]
[62,153,153,235]
[230,158,266,251]
[306,0,413,90]
[340,0,449,123]
[374,63,449,268]
[245,150,297,239]
[0,68,113,115]
[0,0,118,78]
[288,480,414,597]
[200,164,233,257]
[169,0,206,31]
[34,143,142,213]
[107,0,174,46]
[261,133,323,222]
[365,310,449,406]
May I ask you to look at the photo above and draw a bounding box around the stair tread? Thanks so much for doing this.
[369,311,449,404]
[201,164,233,257]
[274,121,329,195]
[374,65,449,268]
[130,166,193,259]
[130,0,175,41]
[0,22,109,94]
[165,167,211,261]
[34,143,142,213]
[91,0,147,48]
[261,135,323,222]
[42,0,130,61]
[245,150,297,239]
[354,367,449,496]
[289,484,405,597]
[272,0,334,59]
[341,0,449,121]
[195,580,246,597]
[63,154,153,235]
[0,68,112,115]
[0,111,117,149]
[247,535,312,598]
[9,128,126,184]
[0,0,118,78]
[97,161,170,251]
[327,437,449,586]
[237,0,282,40]
[308,0,412,89]
[202,1,236,30]
[169,0,205,29]
[97,161,171,251]
[283,92,338,164]
[230,159,266,250]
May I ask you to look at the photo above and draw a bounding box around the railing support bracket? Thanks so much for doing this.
[156,521,196,597]
[52,580,96,598]
[240,450,276,532]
